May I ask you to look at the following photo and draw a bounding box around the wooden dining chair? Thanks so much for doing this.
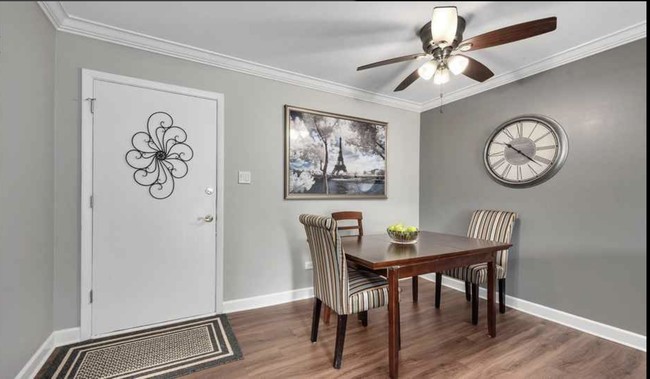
[331,211,364,236]
[432,210,517,324]
[299,214,389,369]
[320,211,364,324]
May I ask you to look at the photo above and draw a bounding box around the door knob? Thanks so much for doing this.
[203,215,214,223]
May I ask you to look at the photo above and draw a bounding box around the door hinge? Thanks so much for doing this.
[90,195,94,208]
[86,97,96,114]
[89,290,93,304]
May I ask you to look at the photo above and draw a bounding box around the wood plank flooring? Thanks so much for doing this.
[40,279,624,379]
[174,280,645,378]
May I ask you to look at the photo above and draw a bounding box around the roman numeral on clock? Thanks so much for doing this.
[502,128,515,140]
[528,122,538,138]
[492,157,506,170]
[534,131,551,143]
[534,155,553,165]
[501,164,512,178]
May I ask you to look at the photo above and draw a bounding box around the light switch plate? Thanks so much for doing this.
[238,171,251,184]
[304,261,313,270]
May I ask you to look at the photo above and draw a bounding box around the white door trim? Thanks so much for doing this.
[80,69,225,341]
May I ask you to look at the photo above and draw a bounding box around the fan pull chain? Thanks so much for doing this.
[439,83,444,113]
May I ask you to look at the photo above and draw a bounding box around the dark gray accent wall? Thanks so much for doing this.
[420,39,646,334]
[0,2,56,376]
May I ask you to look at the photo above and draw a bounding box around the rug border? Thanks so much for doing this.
[35,314,243,378]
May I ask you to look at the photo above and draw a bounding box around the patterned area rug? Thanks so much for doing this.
[37,314,242,378]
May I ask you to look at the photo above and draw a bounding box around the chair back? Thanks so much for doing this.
[466,210,517,273]
[331,211,364,237]
[299,214,349,315]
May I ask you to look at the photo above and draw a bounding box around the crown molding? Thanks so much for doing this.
[38,2,646,114]
[36,2,421,112]
[38,1,66,28]
[421,21,647,111]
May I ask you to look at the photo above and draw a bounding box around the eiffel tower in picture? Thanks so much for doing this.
[332,137,347,176]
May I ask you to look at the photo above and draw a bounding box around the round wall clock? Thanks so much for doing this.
[484,115,568,188]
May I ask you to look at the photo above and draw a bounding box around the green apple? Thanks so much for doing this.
[406,226,417,233]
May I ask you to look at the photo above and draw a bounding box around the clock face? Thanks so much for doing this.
[484,115,568,187]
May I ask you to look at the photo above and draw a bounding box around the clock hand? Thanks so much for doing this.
[505,143,540,165]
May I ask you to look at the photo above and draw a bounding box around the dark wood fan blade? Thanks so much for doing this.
[357,53,426,71]
[461,17,556,51]
[394,67,421,92]
[461,55,494,82]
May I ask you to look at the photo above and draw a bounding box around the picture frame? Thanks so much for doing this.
[284,105,387,200]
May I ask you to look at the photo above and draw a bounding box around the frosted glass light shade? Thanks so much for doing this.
[433,68,450,85]
[417,61,438,80]
[431,7,458,47]
[448,55,469,75]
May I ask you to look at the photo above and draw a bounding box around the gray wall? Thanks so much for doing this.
[0,2,55,377]
[53,33,420,329]
[420,39,646,334]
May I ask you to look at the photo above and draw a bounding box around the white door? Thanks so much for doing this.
[91,79,217,336]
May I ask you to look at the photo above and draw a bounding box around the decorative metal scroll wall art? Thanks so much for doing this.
[125,112,194,199]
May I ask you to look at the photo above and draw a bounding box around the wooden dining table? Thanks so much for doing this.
[342,231,512,378]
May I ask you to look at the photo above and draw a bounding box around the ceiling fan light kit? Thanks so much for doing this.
[357,6,557,92]
[433,67,450,85]
[447,55,470,75]
[417,61,438,80]
[431,6,458,47]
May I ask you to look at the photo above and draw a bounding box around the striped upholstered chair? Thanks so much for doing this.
[321,211,365,325]
[299,214,389,369]
[434,210,517,324]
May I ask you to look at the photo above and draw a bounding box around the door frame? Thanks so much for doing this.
[80,69,225,340]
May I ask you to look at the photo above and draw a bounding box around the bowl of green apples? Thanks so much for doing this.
[386,223,419,244]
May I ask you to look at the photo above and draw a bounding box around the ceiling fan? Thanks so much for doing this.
[357,7,557,91]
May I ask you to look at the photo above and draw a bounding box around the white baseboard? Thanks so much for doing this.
[419,274,646,352]
[14,334,53,379]
[52,327,81,347]
[222,280,422,314]
[15,327,81,379]
[223,287,314,313]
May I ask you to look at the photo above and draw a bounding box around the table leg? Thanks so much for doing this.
[411,276,418,302]
[487,257,496,337]
[388,268,399,378]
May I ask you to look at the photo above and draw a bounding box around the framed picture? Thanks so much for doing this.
[285,105,387,199]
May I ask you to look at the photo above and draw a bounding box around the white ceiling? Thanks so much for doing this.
[53,1,646,110]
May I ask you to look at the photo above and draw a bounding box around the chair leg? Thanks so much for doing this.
[358,311,368,327]
[323,305,332,324]
[471,284,479,325]
[311,298,322,342]
[412,276,419,302]
[333,315,348,369]
[499,278,506,314]
[435,273,442,308]
[465,281,471,301]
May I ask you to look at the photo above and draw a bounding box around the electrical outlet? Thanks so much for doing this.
[238,171,251,184]
[304,261,313,270]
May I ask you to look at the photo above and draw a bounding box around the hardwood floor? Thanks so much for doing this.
[189,279,645,378]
